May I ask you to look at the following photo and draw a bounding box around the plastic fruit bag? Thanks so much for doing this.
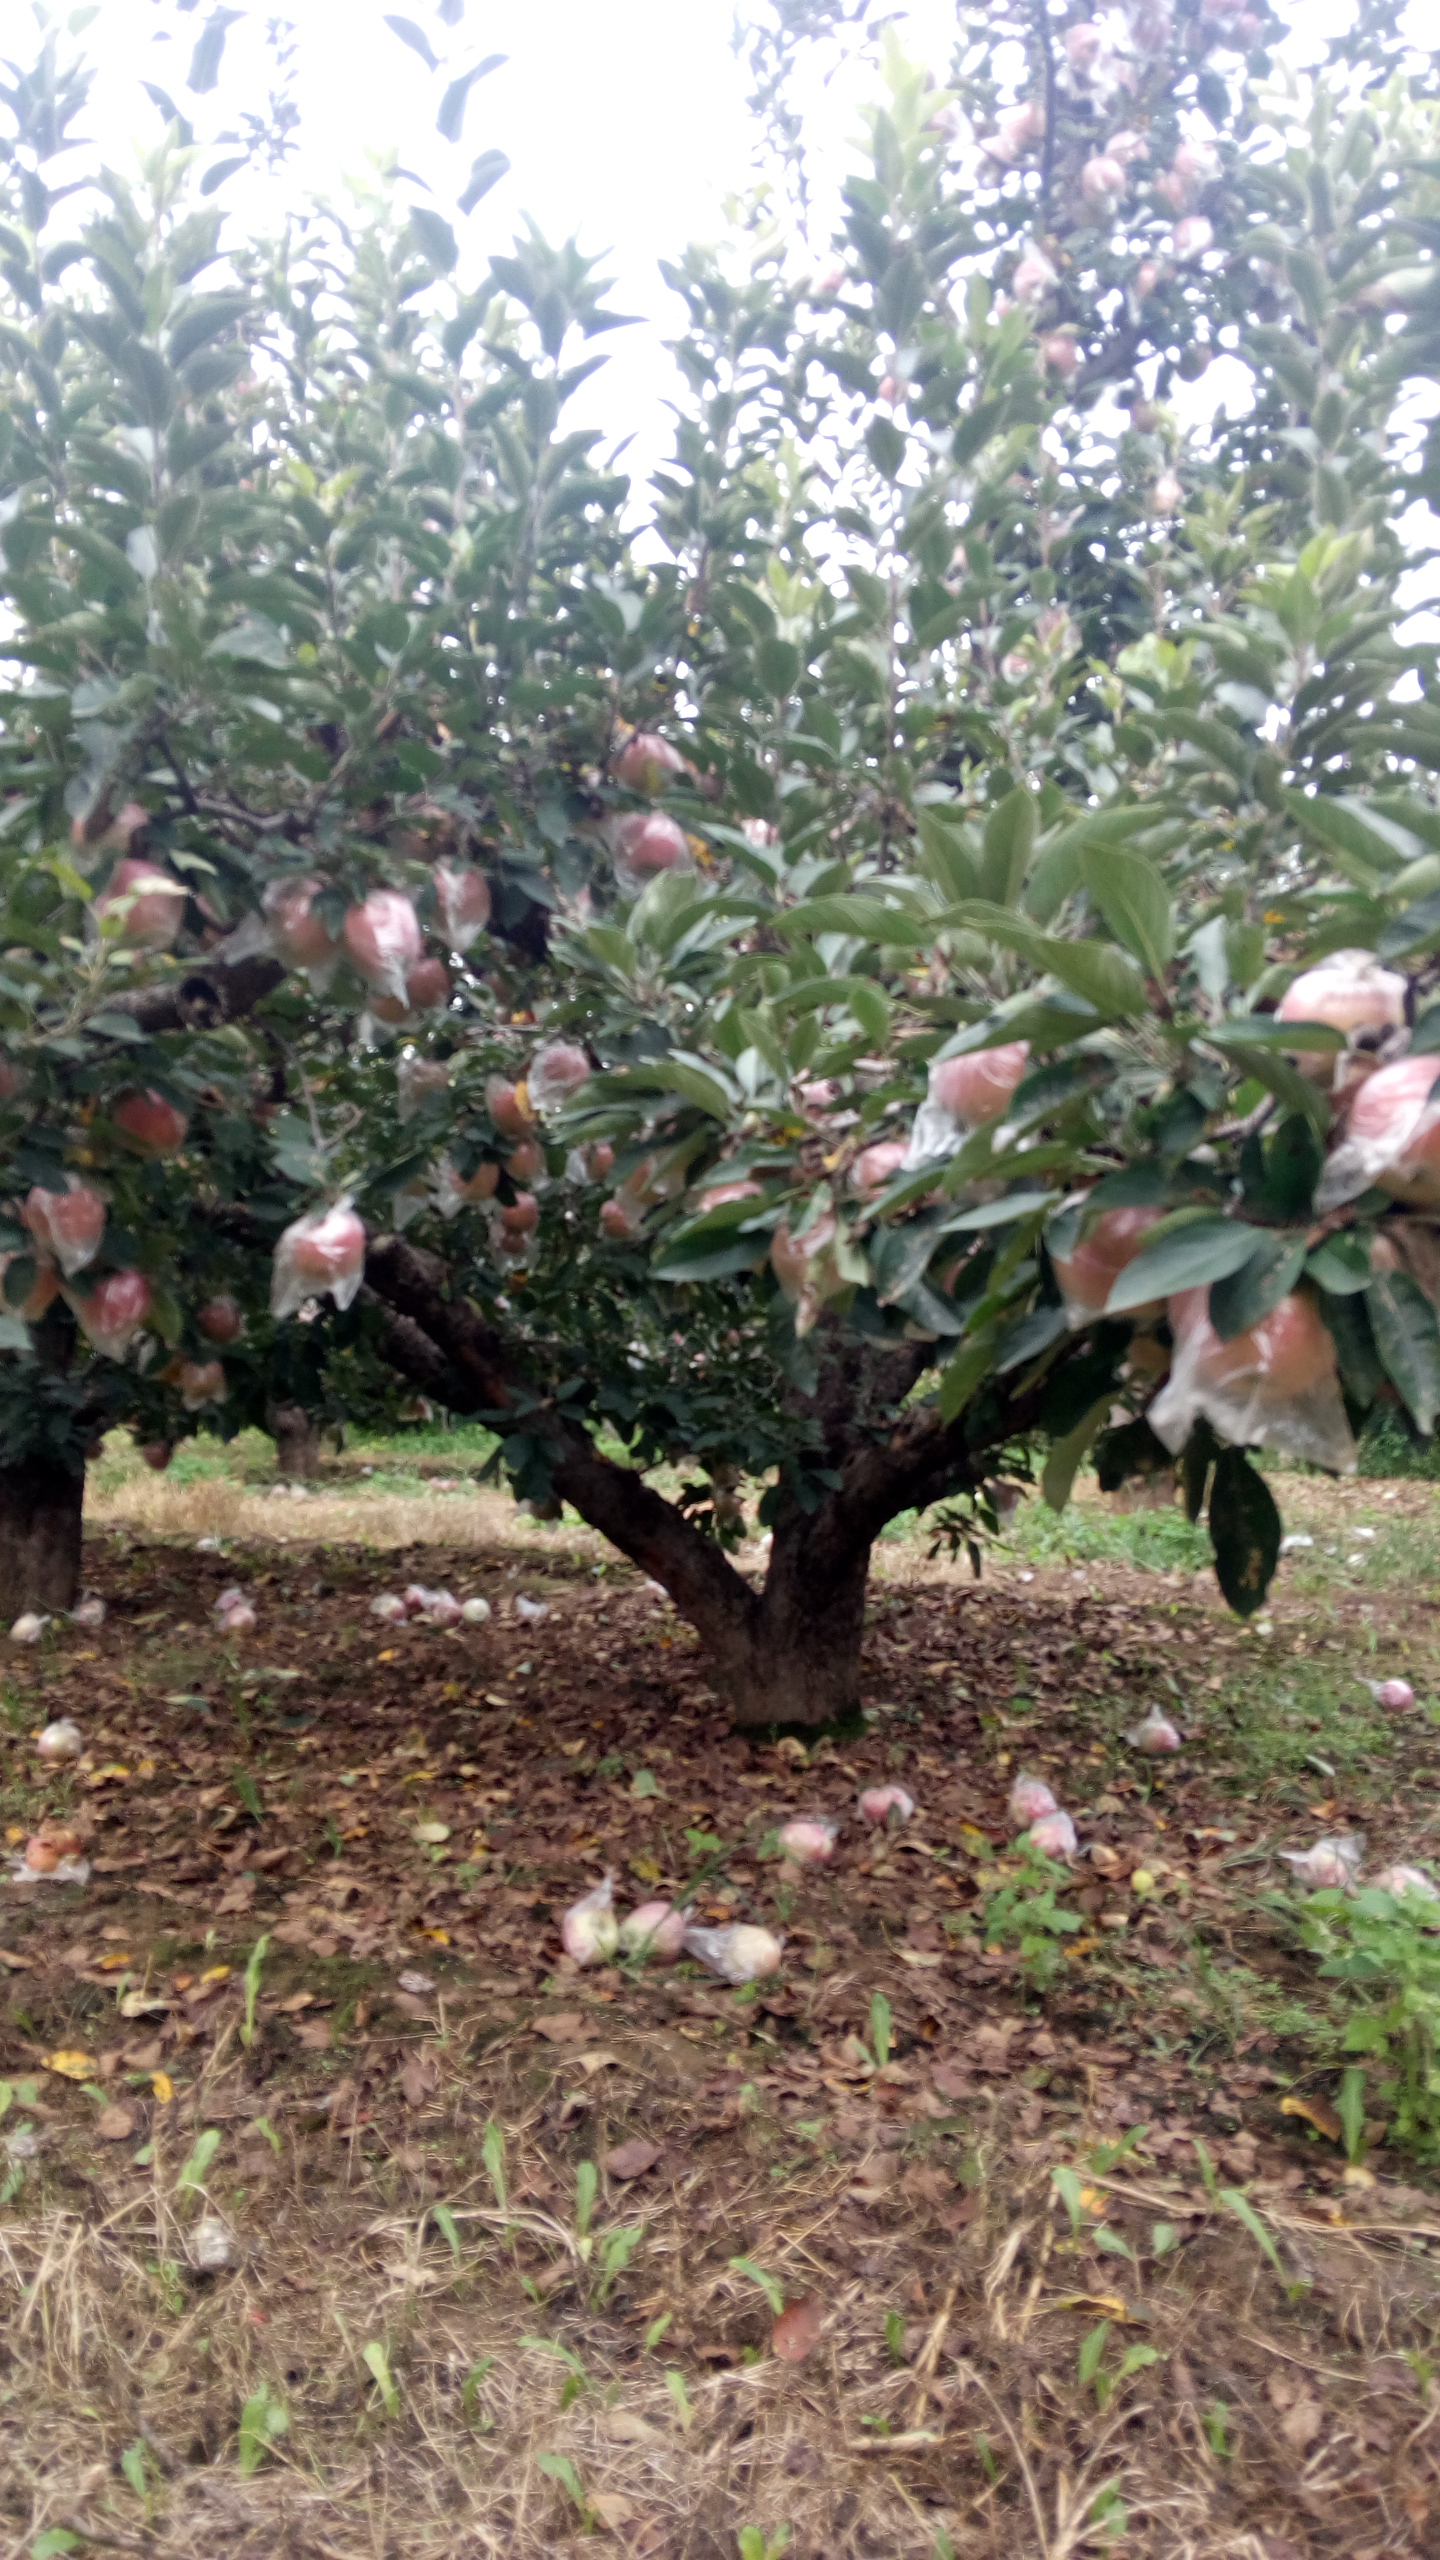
[527,1040,591,1113]
[66,1269,153,1358]
[903,1039,1030,1168]
[1051,1200,1164,1323]
[434,862,491,949]
[271,1201,366,1318]
[1277,950,1405,1085]
[341,891,423,1002]
[561,1874,619,1964]
[1317,1055,1440,1210]
[24,1177,107,1278]
[682,1923,784,1984]
[1148,1286,1356,1475]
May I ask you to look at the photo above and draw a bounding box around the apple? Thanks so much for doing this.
[290,1206,365,1285]
[342,891,422,997]
[1012,250,1057,303]
[1151,473,1184,514]
[1041,333,1079,375]
[434,861,491,949]
[1173,216,1214,260]
[262,875,339,970]
[93,857,186,953]
[68,1268,153,1358]
[930,1040,1031,1127]
[610,731,688,793]
[178,1358,226,1408]
[486,1075,535,1138]
[1065,21,1105,64]
[499,1191,540,1237]
[1278,951,1406,1080]
[140,1439,173,1470]
[112,1088,189,1155]
[24,1179,107,1278]
[1052,1203,1164,1316]
[1344,1055,1440,1200]
[406,956,452,1012]
[849,1140,909,1197]
[1082,153,1126,203]
[505,1140,545,1183]
[609,810,690,878]
[435,1157,500,1213]
[1173,1285,1337,1401]
[697,1177,762,1212]
[528,1039,591,1112]
[198,1293,244,1344]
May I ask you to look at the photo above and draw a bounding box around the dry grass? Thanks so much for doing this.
[85,1468,611,1562]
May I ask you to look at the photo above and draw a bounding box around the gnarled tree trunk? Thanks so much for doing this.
[0,1456,84,1619]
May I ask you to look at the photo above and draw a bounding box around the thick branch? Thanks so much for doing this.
[111,949,286,1035]
[362,1234,759,1640]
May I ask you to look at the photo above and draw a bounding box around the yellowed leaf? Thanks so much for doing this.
[418,1926,450,1944]
[44,2049,95,2082]
[200,1964,230,1985]
[150,2070,175,2103]
[377,1648,398,1662]
[1280,2093,1345,2144]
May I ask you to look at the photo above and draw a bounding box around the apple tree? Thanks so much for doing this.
[3,0,1440,1725]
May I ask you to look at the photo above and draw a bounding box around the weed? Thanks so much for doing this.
[737,2529,791,2560]
[1296,1883,1440,2159]
[538,2449,595,2530]
[981,1850,1082,1992]
[1203,2400,1235,2462]
[481,2117,507,2212]
[240,1932,270,2049]
[729,2255,785,2316]
[237,2382,288,2478]
[1077,2319,1163,2412]
[176,2128,220,2194]
[868,1990,893,2069]
[362,2339,400,2417]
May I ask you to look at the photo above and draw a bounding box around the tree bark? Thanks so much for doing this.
[0,1456,84,1618]
[269,1403,321,1480]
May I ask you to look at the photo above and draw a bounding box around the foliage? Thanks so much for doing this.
[980,1847,1083,1991]
[2,0,1440,1678]
[1297,1882,1440,2159]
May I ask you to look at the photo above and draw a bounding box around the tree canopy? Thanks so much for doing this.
[3,0,1440,1717]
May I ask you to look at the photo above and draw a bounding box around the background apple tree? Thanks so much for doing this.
[2,0,1439,1723]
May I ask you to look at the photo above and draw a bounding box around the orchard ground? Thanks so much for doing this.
[2,1444,1440,2557]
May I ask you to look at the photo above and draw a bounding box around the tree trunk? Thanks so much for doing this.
[710,1528,872,1729]
[0,1457,84,1619]
[269,1404,321,1480]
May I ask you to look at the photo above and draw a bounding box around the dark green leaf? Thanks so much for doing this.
[1208,1446,1281,1618]
[1208,1232,1307,1341]
[1079,841,1173,981]
[438,56,505,144]
[1105,1217,1265,1313]
[409,207,458,272]
[978,787,1037,909]
[1366,1268,1440,1434]
[187,8,240,96]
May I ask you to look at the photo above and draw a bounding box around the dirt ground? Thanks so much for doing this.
[3,1500,1440,2558]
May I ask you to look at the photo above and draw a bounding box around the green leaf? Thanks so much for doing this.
[729,2255,785,2316]
[1105,1217,1264,1313]
[1042,938,1147,1017]
[437,56,505,144]
[1208,1447,1282,1619]
[188,7,240,96]
[1079,2320,1111,2387]
[865,416,906,479]
[1307,1232,1373,1295]
[778,894,928,945]
[237,2381,288,2478]
[1207,1233,1307,1341]
[432,2202,461,2260]
[1079,841,1173,981]
[1219,2187,1299,2292]
[383,13,438,68]
[1366,1268,1440,1433]
[120,2441,148,2501]
[459,149,510,214]
[937,1331,996,1423]
[1042,1394,1113,1514]
[978,787,1037,909]
[1283,788,1404,888]
[32,2535,83,2558]
[409,208,458,273]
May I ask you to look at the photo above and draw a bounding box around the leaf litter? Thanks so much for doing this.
[0,1513,1438,2554]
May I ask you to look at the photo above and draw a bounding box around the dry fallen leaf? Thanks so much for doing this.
[400,2051,440,2106]
[603,2138,661,2181]
[532,2011,586,2044]
[897,1948,943,1969]
[95,2103,136,2141]
[44,2049,95,2082]
[604,2409,661,2444]
[772,2297,825,2362]
[151,2070,175,2103]
[414,1820,451,1845]
[578,2048,621,2077]
[1281,2395,1324,2452]
[1280,2092,1345,2144]
[591,2493,636,2531]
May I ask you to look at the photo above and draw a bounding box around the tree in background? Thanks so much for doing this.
[2,0,1439,1725]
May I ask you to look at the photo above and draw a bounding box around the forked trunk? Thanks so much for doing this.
[0,1456,84,1619]
[707,1527,871,1729]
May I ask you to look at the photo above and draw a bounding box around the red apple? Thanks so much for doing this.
[1052,1203,1164,1317]
[140,1438,173,1471]
[505,1140,545,1183]
[1344,1056,1440,1201]
[1173,1286,1337,1403]
[94,857,186,953]
[610,731,688,793]
[486,1075,535,1138]
[609,810,689,879]
[342,890,422,997]
[499,1191,540,1237]
[930,1041,1031,1127]
[69,1268,153,1358]
[197,1293,244,1344]
[849,1140,909,1198]
[263,875,339,970]
[1278,952,1406,1081]
[177,1358,226,1408]
[406,956,452,1011]
[112,1088,189,1155]
[288,1205,366,1288]
[24,1179,107,1278]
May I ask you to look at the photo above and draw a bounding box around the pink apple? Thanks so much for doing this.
[342,891,422,998]
[610,731,688,793]
[94,857,186,953]
[197,1293,244,1344]
[263,875,339,970]
[930,1041,1031,1127]
[111,1089,189,1155]
[69,1268,153,1358]
[24,1179,107,1278]
[610,810,690,878]
[1052,1204,1164,1317]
